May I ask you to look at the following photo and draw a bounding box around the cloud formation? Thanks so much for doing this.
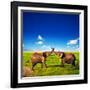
[38,35,43,40]
[36,41,43,45]
[66,38,79,51]
[36,35,44,45]
[67,38,79,45]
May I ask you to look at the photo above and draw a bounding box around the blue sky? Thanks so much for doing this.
[23,11,79,52]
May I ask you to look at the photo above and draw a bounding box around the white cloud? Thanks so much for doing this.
[66,38,80,52]
[35,35,44,45]
[36,41,43,45]
[38,35,43,40]
[67,38,79,45]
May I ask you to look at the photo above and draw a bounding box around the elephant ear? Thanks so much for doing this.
[42,52,47,58]
[60,52,65,58]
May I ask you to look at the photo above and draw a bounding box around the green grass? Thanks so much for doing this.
[23,51,79,77]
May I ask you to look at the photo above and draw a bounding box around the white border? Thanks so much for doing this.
[18,6,84,83]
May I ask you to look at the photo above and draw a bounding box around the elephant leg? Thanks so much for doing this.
[41,57,46,68]
[41,61,47,68]
[72,60,75,66]
[44,61,47,68]
[41,62,45,68]
[32,63,37,70]
[61,58,65,67]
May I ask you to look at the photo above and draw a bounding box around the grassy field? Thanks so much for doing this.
[23,51,79,77]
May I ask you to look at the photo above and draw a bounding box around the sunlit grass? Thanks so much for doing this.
[22,51,79,77]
